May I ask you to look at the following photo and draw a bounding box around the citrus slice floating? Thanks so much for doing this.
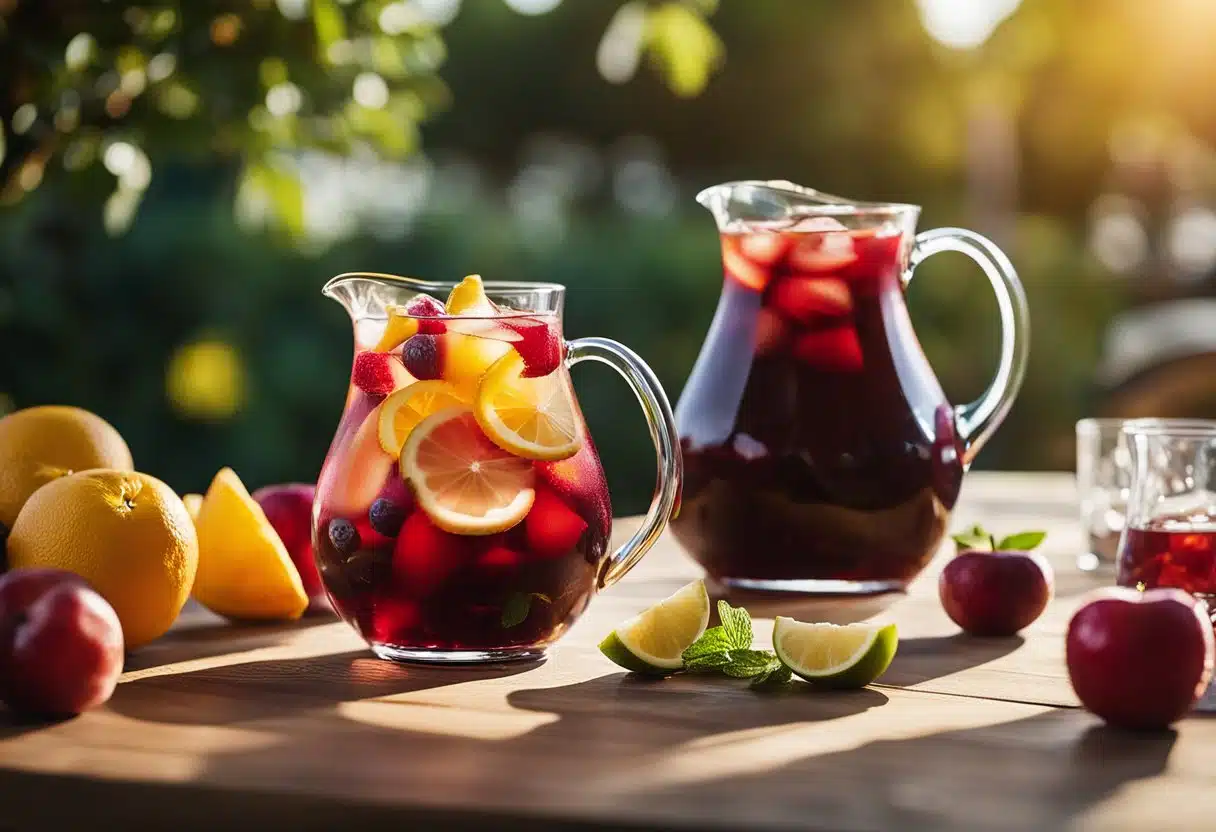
[400,407,535,535]
[772,617,898,689]
[475,350,581,461]
[373,304,421,353]
[446,274,496,316]
[377,380,469,455]
[599,579,711,674]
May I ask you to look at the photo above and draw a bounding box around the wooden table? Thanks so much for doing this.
[0,472,1211,831]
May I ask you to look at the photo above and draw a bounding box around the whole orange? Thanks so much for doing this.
[0,406,134,531]
[7,470,198,649]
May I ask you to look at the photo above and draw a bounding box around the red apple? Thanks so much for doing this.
[939,549,1054,636]
[252,483,328,612]
[1067,587,1213,730]
[0,568,124,717]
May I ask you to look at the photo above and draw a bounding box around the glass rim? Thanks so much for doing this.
[323,272,565,319]
[1119,418,1216,439]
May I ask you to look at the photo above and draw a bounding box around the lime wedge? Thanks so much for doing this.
[599,580,710,675]
[772,617,898,689]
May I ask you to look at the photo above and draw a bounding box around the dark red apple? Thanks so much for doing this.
[252,483,328,612]
[1066,586,1213,730]
[0,568,124,717]
[939,549,1054,636]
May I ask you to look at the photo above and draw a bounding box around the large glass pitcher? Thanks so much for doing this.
[316,273,681,663]
[672,181,1029,595]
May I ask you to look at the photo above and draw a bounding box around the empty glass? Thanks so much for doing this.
[1075,418,1133,572]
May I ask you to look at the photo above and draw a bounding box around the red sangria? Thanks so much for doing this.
[316,273,680,663]
[673,181,1028,595]
[1119,519,1216,601]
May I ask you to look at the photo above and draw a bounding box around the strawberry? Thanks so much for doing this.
[525,487,589,559]
[788,231,858,273]
[404,295,447,335]
[770,277,853,322]
[791,326,863,372]
[738,233,789,266]
[393,512,467,595]
[504,317,561,378]
[352,351,400,395]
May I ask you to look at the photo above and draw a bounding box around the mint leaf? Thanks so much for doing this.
[501,592,550,628]
[684,651,733,671]
[718,600,753,650]
[996,531,1047,552]
[951,524,993,552]
[750,664,793,690]
[682,625,732,662]
[721,649,780,678]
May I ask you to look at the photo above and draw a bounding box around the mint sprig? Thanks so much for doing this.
[681,600,789,687]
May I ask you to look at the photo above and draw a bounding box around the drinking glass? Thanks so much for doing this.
[1117,419,1216,603]
[1076,418,1133,572]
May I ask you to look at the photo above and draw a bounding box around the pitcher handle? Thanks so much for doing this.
[908,227,1029,466]
[566,337,683,590]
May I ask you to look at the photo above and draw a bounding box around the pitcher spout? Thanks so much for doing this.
[322,272,443,321]
[695,180,918,232]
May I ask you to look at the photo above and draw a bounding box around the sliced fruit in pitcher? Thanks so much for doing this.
[401,407,536,535]
[792,326,864,372]
[377,380,469,455]
[374,305,421,353]
[771,277,853,322]
[789,231,858,272]
[721,237,771,292]
[525,487,589,558]
[319,404,395,517]
[445,274,496,316]
[599,579,711,674]
[476,350,581,461]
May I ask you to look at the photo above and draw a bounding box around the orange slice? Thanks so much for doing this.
[377,380,469,455]
[373,305,421,353]
[474,351,581,461]
[446,274,495,315]
[400,407,536,535]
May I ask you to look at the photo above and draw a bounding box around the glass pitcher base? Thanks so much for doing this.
[715,577,907,597]
[369,643,549,665]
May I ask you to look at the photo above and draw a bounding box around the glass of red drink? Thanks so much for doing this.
[316,273,680,664]
[1118,420,1216,604]
[673,181,1029,596]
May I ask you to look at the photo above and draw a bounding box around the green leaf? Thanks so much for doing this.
[951,524,993,552]
[996,531,1047,551]
[717,600,752,650]
[501,592,548,629]
[684,651,732,671]
[721,649,780,679]
[750,664,793,690]
[682,625,731,662]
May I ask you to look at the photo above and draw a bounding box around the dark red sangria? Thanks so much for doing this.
[673,181,1028,595]
[1119,518,1216,602]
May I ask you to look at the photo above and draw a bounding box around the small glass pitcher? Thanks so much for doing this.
[315,273,681,664]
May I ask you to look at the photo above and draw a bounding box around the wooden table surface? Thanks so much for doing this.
[1,472,1211,831]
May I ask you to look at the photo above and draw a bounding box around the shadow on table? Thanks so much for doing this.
[628,708,1178,830]
[108,650,541,725]
[123,613,343,673]
[881,634,1025,687]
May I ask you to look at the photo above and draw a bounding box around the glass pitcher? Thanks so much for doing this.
[315,273,680,664]
[672,181,1029,596]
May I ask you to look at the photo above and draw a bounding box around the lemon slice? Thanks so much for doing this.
[377,380,469,455]
[772,618,898,689]
[400,407,535,535]
[475,350,581,461]
[192,468,308,621]
[182,492,203,522]
[599,580,711,674]
[373,304,421,353]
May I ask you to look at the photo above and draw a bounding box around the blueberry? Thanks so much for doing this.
[327,517,361,555]
[369,499,406,537]
[401,334,441,379]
